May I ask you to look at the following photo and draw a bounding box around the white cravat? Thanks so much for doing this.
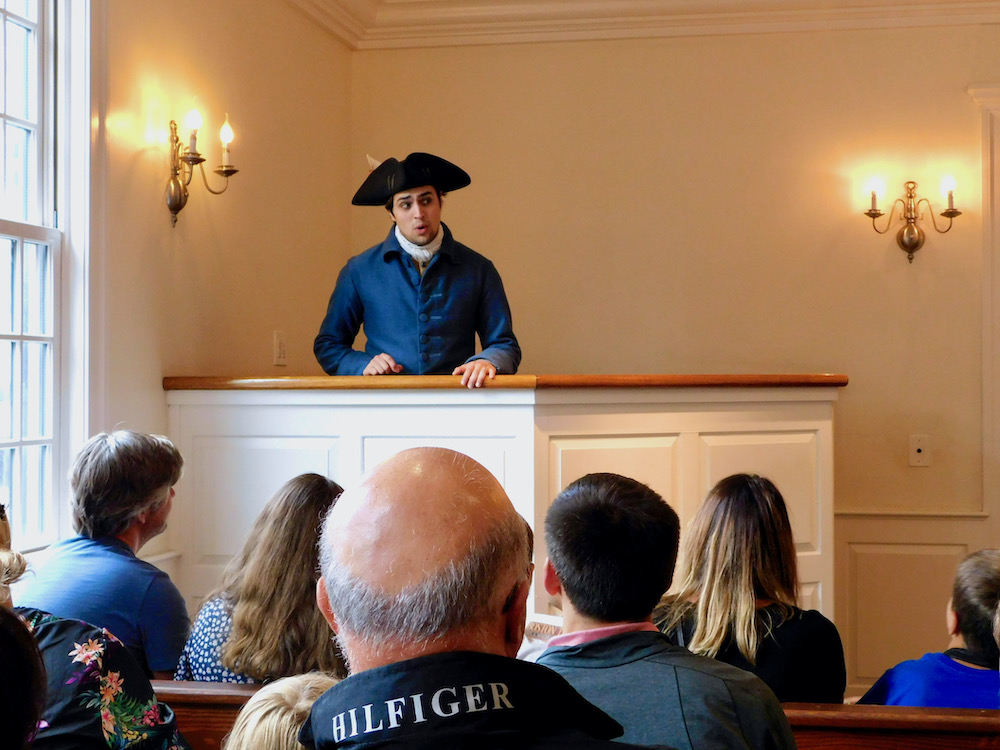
[395,224,444,275]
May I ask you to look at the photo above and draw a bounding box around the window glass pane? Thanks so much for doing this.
[4,123,32,222]
[20,338,48,439]
[20,443,48,542]
[0,448,14,527]
[6,2,38,23]
[22,240,49,335]
[0,339,13,440]
[6,19,36,121]
[0,237,15,334]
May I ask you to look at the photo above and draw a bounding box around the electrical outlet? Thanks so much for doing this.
[909,434,931,467]
[273,330,288,366]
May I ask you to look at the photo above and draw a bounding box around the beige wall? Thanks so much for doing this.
[348,27,992,518]
[98,0,352,433]
[96,9,998,517]
[95,6,997,657]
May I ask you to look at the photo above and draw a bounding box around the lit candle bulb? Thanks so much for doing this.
[941,176,956,210]
[220,115,234,167]
[185,108,203,154]
[867,177,885,212]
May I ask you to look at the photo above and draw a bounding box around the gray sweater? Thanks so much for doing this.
[537,630,796,750]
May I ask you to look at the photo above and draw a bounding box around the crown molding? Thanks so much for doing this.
[286,0,1000,49]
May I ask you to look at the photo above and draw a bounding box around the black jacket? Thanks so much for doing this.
[299,650,673,749]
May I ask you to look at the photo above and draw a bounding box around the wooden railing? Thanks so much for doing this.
[153,681,1000,750]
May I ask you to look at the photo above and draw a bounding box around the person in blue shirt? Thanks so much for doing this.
[859,549,1000,708]
[314,153,520,388]
[14,431,190,679]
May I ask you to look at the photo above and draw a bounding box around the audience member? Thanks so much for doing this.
[537,473,796,750]
[16,431,189,678]
[299,447,661,750]
[654,473,846,702]
[176,474,347,683]
[2,503,186,749]
[858,549,1000,708]
[224,673,339,750]
[0,600,45,750]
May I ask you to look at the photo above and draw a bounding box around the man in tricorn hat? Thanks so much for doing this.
[314,153,520,388]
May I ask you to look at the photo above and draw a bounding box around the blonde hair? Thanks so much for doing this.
[0,505,28,602]
[655,474,798,663]
[214,474,346,680]
[223,672,338,750]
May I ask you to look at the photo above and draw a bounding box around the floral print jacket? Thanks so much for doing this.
[16,607,189,750]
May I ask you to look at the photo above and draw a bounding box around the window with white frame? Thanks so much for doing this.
[1,0,62,551]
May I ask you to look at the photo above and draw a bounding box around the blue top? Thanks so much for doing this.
[174,596,255,683]
[859,652,1000,708]
[314,224,521,376]
[14,535,189,675]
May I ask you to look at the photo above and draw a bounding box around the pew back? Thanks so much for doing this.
[153,681,1000,750]
[783,702,1000,750]
[152,679,258,750]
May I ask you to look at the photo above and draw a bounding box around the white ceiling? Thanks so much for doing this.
[287,0,1000,49]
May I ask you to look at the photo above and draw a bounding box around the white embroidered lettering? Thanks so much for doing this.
[464,683,488,712]
[490,682,513,709]
[348,707,359,737]
[363,704,384,733]
[386,697,407,728]
[411,693,427,723]
[332,713,346,743]
[431,687,460,717]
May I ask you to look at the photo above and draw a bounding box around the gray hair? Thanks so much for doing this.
[70,431,183,538]
[319,503,529,654]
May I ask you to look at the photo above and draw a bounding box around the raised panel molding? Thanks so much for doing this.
[288,0,1000,49]
[847,543,967,690]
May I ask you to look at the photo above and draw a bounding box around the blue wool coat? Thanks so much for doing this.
[314,225,520,376]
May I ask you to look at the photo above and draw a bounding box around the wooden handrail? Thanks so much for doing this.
[163,373,849,391]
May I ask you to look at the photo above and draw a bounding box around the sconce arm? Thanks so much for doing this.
[917,198,961,234]
[197,162,233,195]
[866,198,904,234]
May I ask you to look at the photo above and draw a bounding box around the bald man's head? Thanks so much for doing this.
[318,448,531,662]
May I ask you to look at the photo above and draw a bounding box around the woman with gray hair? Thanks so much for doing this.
[15,430,189,679]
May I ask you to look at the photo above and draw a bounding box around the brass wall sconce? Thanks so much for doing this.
[864,179,961,263]
[167,110,239,226]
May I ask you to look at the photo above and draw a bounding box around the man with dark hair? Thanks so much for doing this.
[16,431,189,678]
[299,448,663,750]
[314,153,520,388]
[537,473,796,750]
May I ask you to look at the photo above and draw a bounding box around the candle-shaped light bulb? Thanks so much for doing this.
[184,108,203,153]
[867,177,885,212]
[941,175,957,210]
[219,115,234,167]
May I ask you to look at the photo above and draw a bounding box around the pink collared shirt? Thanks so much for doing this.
[547,621,660,649]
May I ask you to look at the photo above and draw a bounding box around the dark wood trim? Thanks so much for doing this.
[163,373,849,391]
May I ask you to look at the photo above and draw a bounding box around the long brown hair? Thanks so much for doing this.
[213,474,346,680]
[655,473,798,663]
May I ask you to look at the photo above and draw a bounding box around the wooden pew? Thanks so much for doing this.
[152,680,259,750]
[783,702,1000,749]
[153,681,1000,750]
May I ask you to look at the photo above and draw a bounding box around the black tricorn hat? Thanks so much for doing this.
[351,152,471,206]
